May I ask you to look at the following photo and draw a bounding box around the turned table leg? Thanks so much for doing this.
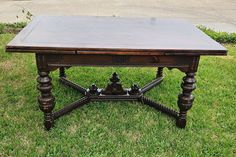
[37,71,55,130]
[156,67,164,78]
[176,72,196,128]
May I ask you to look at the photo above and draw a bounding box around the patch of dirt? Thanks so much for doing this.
[0,60,15,70]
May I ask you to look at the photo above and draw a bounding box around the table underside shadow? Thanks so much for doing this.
[53,67,179,124]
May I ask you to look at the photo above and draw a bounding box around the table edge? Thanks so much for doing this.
[5,45,228,56]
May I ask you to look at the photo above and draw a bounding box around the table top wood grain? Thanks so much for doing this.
[6,16,227,56]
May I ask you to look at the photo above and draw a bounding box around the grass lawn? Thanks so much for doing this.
[0,33,236,156]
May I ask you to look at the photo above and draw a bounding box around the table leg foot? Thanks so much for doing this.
[176,117,187,128]
[59,67,66,78]
[176,72,196,128]
[44,113,54,130]
[156,67,164,78]
[37,71,55,130]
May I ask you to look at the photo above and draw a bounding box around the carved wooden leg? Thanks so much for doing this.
[156,67,164,78]
[59,67,66,77]
[176,72,196,128]
[37,71,55,130]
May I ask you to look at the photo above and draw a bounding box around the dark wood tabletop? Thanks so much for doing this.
[6,16,227,56]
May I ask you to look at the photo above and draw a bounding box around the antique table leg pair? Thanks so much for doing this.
[36,54,197,131]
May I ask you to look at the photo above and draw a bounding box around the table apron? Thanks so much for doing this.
[42,54,198,70]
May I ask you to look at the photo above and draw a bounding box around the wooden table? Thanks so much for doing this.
[6,16,227,130]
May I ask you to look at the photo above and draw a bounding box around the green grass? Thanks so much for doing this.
[0,22,26,34]
[198,26,236,43]
[0,34,236,157]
